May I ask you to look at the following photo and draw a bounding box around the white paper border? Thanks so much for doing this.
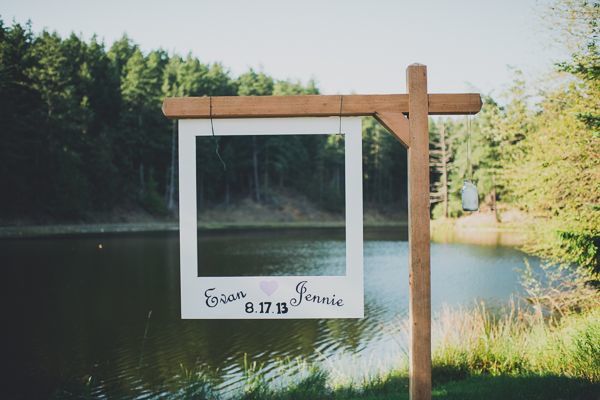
[179,117,363,319]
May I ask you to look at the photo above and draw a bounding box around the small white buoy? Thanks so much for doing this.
[461,181,479,211]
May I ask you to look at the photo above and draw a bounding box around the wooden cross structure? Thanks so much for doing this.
[162,64,482,400]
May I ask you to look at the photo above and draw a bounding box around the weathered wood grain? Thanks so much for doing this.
[407,64,432,400]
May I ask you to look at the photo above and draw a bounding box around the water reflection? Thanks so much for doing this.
[1,228,537,399]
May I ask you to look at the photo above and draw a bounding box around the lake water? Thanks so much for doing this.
[1,228,536,399]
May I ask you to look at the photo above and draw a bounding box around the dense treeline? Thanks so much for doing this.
[0,20,406,221]
[0,0,597,269]
[427,0,599,269]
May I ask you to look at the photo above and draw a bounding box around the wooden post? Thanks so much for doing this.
[407,64,432,400]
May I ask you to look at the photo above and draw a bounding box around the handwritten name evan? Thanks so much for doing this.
[205,288,247,308]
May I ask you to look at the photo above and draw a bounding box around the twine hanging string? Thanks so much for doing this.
[338,95,344,134]
[209,96,227,171]
[466,115,472,181]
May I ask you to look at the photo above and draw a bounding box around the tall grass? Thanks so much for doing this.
[433,260,600,382]
[433,301,600,381]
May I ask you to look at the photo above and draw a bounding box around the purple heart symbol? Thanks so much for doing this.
[259,280,278,296]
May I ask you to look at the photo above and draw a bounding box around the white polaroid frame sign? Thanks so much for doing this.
[178,117,363,319]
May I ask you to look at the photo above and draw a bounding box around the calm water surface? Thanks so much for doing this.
[1,228,537,399]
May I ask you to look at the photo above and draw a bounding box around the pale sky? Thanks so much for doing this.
[2,0,567,97]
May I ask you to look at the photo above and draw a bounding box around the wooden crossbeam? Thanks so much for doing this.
[162,93,481,147]
[162,93,481,119]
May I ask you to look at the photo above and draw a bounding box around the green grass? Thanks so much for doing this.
[431,375,598,400]
[232,370,598,400]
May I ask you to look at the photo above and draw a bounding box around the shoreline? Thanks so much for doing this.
[0,220,410,239]
[0,218,530,245]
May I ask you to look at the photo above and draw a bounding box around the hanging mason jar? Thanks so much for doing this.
[461,180,479,211]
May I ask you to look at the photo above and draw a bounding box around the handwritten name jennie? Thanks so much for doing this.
[205,288,247,308]
[290,281,344,307]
